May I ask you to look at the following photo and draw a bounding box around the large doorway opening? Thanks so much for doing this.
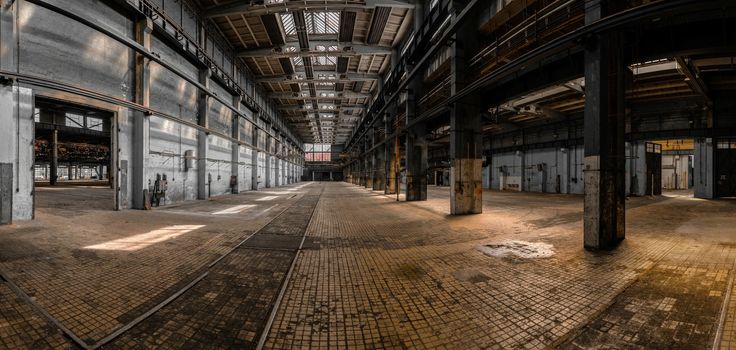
[651,139,695,197]
[644,142,663,196]
[33,99,115,212]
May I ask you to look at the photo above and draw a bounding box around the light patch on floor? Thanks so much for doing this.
[84,225,205,251]
[256,196,280,201]
[212,204,256,215]
[478,240,555,259]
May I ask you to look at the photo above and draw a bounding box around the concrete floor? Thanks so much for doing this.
[1,182,736,349]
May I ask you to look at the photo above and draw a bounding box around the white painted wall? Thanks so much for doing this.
[662,154,690,190]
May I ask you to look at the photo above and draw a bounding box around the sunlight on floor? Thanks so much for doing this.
[212,204,256,215]
[84,225,206,251]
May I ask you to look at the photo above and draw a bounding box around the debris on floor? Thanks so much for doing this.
[478,241,555,259]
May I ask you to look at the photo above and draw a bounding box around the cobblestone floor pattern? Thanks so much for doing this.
[0,183,736,349]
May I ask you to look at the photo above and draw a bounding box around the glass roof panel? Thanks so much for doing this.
[280,13,296,36]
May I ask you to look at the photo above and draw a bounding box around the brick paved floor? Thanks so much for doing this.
[0,183,314,347]
[265,184,736,349]
[0,281,69,349]
[0,182,735,349]
[110,186,324,349]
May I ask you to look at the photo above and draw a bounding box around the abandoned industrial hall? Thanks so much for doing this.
[1,0,736,348]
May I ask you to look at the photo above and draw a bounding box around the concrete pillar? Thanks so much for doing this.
[284,146,289,185]
[265,134,272,188]
[450,93,483,214]
[449,5,482,214]
[251,126,259,190]
[50,129,58,185]
[132,18,153,209]
[383,113,401,194]
[197,68,211,200]
[403,1,427,201]
[231,95,241,194]
[0,0,16,220]
[1,3,34,221]
[357,146,364,186]
[364,137,373,189]
[583,0,626,250]
[274,138,280,187]
[405,122,427,201]
[373,126,384,191]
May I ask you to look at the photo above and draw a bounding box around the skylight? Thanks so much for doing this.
[280,13,296,36]
[316,45,338,52]
[306,11,340,35]
[313,45,338,65]
[284,46,303,67]
[316,82,335,88]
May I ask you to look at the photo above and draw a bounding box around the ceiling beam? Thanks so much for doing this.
[676,56,711,104]
[237,42,392,58]
[205,0,415,19]
[270,91,372,99]
[256,73,380,83]
[279,105,365,111]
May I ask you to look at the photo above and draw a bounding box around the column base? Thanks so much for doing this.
[406,176,427,201]
[583,156,625,250]
[372,177,385,191]
[450,158,483,215]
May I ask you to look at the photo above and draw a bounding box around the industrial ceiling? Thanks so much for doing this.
[199,0,415,145]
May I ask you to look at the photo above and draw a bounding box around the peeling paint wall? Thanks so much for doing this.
[0,0,301,221]
[491,145,585,194]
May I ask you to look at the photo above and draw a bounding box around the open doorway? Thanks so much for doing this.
[652,139,694,197]
[33,99,115,212]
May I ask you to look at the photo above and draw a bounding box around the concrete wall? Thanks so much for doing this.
[207,135,233,197]
[0,86,35,220]
[148,116,198,203]
[662,154,690,190]
[0,0,302,222]
[490,145,585,194]
[238,145,253,192]
[257,153,266,189]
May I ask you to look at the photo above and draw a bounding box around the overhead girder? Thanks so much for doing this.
[205,0,415,18]
[270,92,372,100]
[238,42,392,58]
[256,73,379,83]
[279,105,365,111]
[675,56,711,104]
